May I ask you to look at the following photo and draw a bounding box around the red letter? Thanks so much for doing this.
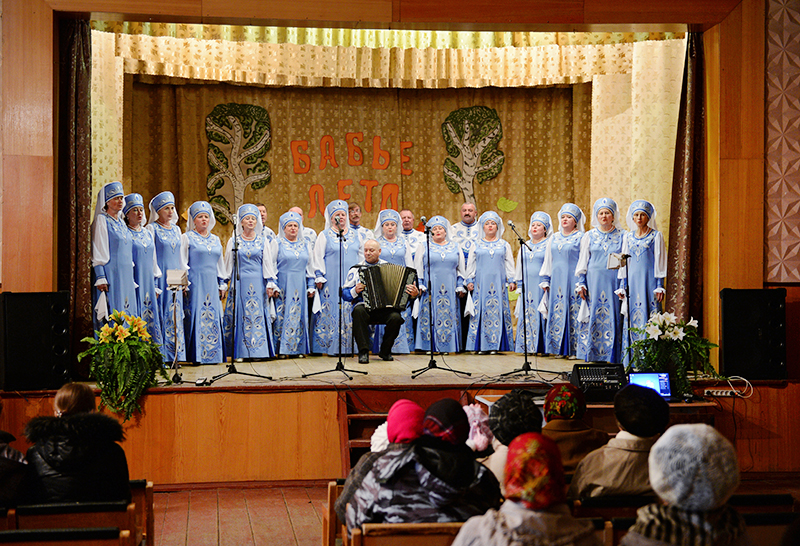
[359,180,379,212]
[338,179,353,200]
[381,183,399,210]
[372,136,390,170]
[308,185,325,219]
[346,132,364,166]
[319,135,339,170]
[291,140,311,174]
[400,141,413,175]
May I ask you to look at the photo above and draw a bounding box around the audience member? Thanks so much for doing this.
[462,403,493,453]
[483,388,543,493]
[334,399,425,523]
[568,384,670,499]
[0,400,27,507]
[541,383,609,473]
[22,383,131,504]
[346,398,502,535]
[452,432,601,546]
[620,424,753,546]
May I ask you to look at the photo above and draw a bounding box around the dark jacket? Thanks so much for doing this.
[23,412,131,504]
[0,430,27,507]
[346,436,503,535]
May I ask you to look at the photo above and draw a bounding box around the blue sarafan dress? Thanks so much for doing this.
[371,209,416,354]
[514,212,552,354]
[541,203,586,356]
[147,203,186,362]
[270,211,314,356]
[465,211,516,352]
[312,200,363,356]
[91,182,138,332]
[620,200,667,354]
[222,211,274,360]
[129,227,164,349]
[181,202,227,364]
[415,216,465,353]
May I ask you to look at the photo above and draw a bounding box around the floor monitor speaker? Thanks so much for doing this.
[0,291,71,391]
[720,288,786,380]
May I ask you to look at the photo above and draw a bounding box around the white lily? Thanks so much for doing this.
[645,324,662,340]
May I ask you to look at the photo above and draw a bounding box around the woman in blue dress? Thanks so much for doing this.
[540,203,585,356]
[575,198,625,363]
[222,204,274,360]
[465,211,516,354]
[270,211,315,357]
[181,201,227,364]
[91,181,138,331]
[146,191,186,363]
[371,209,415,354]
[311,200,363,356]
[414,216,466,354]
[620,199,667,351]
[123,193,163,349]
[514,211,552,354]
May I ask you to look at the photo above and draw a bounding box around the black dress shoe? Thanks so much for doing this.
[379,353,394,362]
[358,352,369,364]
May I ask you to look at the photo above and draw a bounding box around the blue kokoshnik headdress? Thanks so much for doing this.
[103,181,124,203]
[374,209,402,235]
[626,199,658,231]
[477,210,505,240]
[529,211,552,238]
[187,201,216,232]
[279,210,306,242]
[324,199,349,232]
[123,193,144,215]
[148,191,177,225]
[235,204,263,238]
[557,203,586,234]
[591,197,622,231]
[425,216,452,243]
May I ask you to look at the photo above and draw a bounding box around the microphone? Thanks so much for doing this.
[334,216,340,227]
[507,220,515,229]
[420,216,427,224]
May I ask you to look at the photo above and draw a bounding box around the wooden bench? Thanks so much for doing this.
[130,480,154,546]
[350,522,464,546]
[572,495,657,520]
[0,527,132,545]
[322,480,346,546]
[13,501,137,545]
[742,511,800,546]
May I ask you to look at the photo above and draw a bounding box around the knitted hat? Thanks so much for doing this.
[614,384,670,438]
[544,383,586,421]
[504,432,566,510]
[386,399,425,444]
[422,398,470,446]
[649,424,739,511]
[488,388,543,446]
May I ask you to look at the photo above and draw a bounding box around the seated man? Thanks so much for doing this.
[567,383,670,499]
[343,239,418,363]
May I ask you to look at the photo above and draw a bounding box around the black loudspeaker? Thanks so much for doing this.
[720,288,786,380]
[0,291,71,390]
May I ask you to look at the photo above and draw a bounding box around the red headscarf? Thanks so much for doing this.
[387,399,425,444]
[504,432,566,510]
[544,383,587,420]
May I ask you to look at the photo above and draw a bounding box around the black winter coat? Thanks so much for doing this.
[23,412,131,504]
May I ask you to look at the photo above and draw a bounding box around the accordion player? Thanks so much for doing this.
[358,263,418,311]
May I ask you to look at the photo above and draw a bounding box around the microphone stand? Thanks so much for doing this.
[208,216,271,385]
[413,222,470,379]
[304,218,366,380]
[502,222,561,378]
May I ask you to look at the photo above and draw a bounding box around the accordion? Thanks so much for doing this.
[359,263,418,311]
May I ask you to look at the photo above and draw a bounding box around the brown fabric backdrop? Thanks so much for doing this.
[667,33,705,325]
[127,81,591,243]
[57,19,94,373]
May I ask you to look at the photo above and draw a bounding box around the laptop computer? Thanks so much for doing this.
[628,371,680,402]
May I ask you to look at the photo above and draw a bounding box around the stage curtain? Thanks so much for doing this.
[589,38,686,243]
[126,83,589,239]
[667,33,705,323]
[56,19,94,370]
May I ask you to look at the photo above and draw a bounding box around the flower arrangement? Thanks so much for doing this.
[78,310,169,420]
[627,312,720,396]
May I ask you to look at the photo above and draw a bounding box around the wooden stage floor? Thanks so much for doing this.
[157,352,576,390]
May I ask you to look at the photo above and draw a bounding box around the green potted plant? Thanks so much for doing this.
[78,309,169,420]
[627,312,720,396]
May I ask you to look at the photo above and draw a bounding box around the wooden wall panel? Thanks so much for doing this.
[2,155,55,291]
[202,0,393,24]
[2,0,53,157]
[583,0,741,25]
[45,0,202,17]
[398,0,584,25]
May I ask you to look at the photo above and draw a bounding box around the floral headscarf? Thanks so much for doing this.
[504,432,566,510]
[544,383,586,421]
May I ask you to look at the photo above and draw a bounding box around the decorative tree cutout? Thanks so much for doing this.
[205,103,272,225]
[441,106,505,205]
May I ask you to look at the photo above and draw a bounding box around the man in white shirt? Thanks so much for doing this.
[399,209,425,262]
[449,202,480,261]
[255,202,278,255]
[342,240,418,364]
[348,202,375,244]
